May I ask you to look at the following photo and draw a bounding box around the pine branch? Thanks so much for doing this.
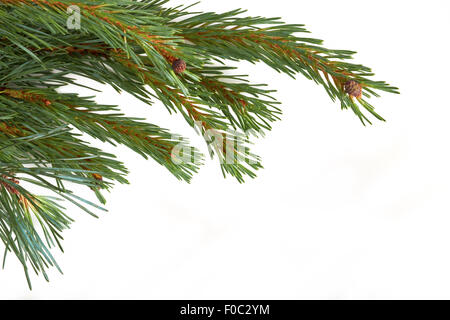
[0,126,116,288]
[170,9,399,123]
[0,0,398,286]
[1,88,201,181]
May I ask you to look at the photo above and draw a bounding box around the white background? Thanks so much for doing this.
[1,0,450,299]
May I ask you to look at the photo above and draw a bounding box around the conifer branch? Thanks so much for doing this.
[0,0,398,286]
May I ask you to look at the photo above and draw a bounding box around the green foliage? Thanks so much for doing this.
[0,0,398,287]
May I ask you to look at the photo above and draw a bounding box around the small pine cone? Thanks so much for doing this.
[172,59,187,74]
[92,173,103,181]
[344,80,362,98]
